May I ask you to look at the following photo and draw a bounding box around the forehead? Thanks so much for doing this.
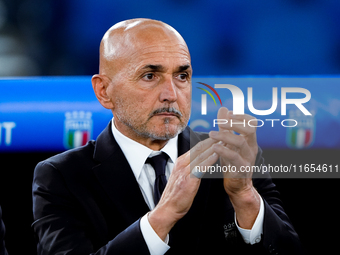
[101,21,191,76]
[126,27,191,70]
[129,42,191,69]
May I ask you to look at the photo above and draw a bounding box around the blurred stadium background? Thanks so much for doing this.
[0,0,340,254]
[1,0,340,77]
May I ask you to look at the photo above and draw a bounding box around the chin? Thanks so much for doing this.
[150,123,186,140]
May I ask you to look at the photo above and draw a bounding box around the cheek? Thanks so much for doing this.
[111,86,137,109]
[178,91,191,113]
[118,93,152,117]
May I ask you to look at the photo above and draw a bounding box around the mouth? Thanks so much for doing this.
[149,107,183,119]
[154,112,178,117]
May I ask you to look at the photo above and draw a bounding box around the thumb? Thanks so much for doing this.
[217,107,231,132]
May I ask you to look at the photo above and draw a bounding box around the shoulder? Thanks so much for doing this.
[34,141,97,181]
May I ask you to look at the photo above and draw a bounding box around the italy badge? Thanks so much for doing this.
[64,111,92,149]
[286,110,315,149]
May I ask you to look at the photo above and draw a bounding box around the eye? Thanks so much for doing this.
[142,73,155,81]
[177,73,188,81]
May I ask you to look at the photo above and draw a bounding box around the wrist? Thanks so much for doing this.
[228,186,261,209]
[148,207,177,241]
[228,186,261,229]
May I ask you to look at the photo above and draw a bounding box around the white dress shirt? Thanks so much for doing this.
[111,119,264,254]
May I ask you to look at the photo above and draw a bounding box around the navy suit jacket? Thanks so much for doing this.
[32,122,303,254]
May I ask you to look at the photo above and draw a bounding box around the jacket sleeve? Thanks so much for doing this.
[251,147,305,255]
[32,161,150,255]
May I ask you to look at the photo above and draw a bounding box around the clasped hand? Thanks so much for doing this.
[149,107,260,239]
[209,107,258,195]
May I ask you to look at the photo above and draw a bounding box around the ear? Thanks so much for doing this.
[92,74,114,109]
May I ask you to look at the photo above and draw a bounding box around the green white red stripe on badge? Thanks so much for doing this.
[67,130,89,148]
[288,128,312,149]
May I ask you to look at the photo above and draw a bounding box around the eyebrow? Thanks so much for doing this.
[140,64,191,73]
[141,64,165,72]
[176,64,191,72]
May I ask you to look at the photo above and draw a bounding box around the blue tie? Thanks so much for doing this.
[146,152,169,205]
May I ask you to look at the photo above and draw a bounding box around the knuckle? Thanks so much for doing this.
[228,150,239,162]
[195,141,204,152]
[176,159,188,173]
[249,117,257,131]
[175,175,186,190]
[238,137,247,148]
[196,151,204,161]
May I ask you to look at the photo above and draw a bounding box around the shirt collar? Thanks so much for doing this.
[111,118,178,180]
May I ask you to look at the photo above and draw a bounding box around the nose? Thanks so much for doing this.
[159,76,177,103]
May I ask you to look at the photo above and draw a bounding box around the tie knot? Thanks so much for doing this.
[146,152,169,176]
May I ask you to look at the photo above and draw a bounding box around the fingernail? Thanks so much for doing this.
[208,152,218,161]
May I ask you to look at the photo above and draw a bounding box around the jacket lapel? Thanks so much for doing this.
[177,126,203,155]
[92,123,213,235]
[92,122,150,224]
[171,127,215,251]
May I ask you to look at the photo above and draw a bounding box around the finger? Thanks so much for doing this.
[217,107,256,136]
[173,138,218,175]
[190,145,219,170]
[227,112,257,136]
[190,139,219,174]
[216,107,231,132]
[209,130,251,153]
[190,148,219,178]
[227,110,254,122]
[210,131,253,161]
[211,142,242,166]
[189,138,220,179]
[189,137,218,161]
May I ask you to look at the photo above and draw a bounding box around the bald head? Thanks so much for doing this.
[98,18,189,76]
[92,19,192,147]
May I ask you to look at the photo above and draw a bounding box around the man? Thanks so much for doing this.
[32,18,303,254]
